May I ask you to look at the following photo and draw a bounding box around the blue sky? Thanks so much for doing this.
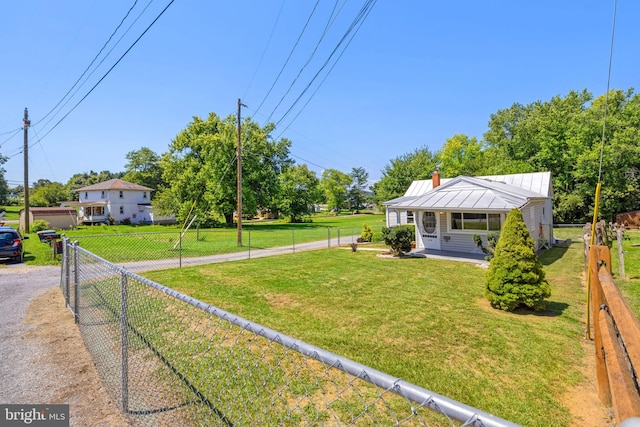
[1,1,638,189]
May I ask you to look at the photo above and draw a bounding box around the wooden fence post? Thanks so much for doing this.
[590,245,611,406]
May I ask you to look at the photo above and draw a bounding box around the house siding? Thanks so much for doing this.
[79,188,152,224]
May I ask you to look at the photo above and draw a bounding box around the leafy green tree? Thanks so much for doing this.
[158,112,291,225]
[481,88,640,223]
[122,147,165,194]
[371,146,436,209]
[381,225,415,256]
[30,182,70,207]
[0,155,8,205]
[66,170,124,193]
[276,164,320,223]
[436,134,484,177]
[485,209,551,311]
[320,169,352,212]
[348,166,369,212]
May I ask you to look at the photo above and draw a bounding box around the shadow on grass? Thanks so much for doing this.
[512,301,569,317]
[539,241,572,266]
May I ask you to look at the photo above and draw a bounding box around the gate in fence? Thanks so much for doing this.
[59,237,517,426]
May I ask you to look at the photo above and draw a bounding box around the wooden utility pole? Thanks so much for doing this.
[237,99,243,246]
[23,108,30,233]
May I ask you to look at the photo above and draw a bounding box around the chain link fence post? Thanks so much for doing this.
[120,272,129,414]
[248,229,251,259]
[63,237,70,306]
[73,241,80,324]
[338,228,341,247]
[327,227,331,248]
[292,230,295,253]
[179,231,182,269]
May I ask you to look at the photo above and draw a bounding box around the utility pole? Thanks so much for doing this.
[236,99,245,246]
[23,108,30,233]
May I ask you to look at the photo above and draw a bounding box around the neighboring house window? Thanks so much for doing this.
[119,191,124,198]
[95,206,104,216]
[119,206,124,215]
[450,212,502,231]
[101,191,105,199]
[407,210,415,224]
[85,192,88,200]
[143,192,147,199]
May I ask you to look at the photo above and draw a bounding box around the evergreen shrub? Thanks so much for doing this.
[361,223,373,242]
[485,209,551,311]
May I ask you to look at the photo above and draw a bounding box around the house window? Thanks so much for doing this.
[407,210,415,224]
[450,212,502,231]
[101,191,105,199]
[143,192,147,199]
[119,206,124,215]
[119,191,124,199]
[95,206,104,216]
[85,192,88,200]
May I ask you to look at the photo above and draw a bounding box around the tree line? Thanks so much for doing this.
[1,88,638,224]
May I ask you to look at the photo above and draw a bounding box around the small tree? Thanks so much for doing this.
[381,225,415,256]
[473,231,500,260]
[485,209,551,311]
[360,223,373,242]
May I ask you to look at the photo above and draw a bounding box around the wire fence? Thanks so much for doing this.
[59,237,518,427]
[64,227,361,272]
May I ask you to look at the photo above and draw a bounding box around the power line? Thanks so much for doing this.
[254,0,322,117]
[33,0,143,128]
[35,0,175,143]
[0,128,22,149]
[263,0,347,123]
[273,0,377,129]
[0,127,22,137]
[243,0,287,101]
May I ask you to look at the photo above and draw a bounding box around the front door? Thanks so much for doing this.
[420,211,440,250]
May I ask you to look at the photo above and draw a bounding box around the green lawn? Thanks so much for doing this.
[142,237,587,426]
[6,212,386,266]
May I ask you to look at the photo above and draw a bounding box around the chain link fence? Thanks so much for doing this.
[59,237,518,427]
[64,227,361,272]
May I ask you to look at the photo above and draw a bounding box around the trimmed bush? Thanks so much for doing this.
[485,209,551,311]
[361,223,373,242]
[31,219,51,233]
[371,231,384,243]
[381,225,415,256]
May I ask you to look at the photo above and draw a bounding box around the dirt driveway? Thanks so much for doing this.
[0,264,128,426]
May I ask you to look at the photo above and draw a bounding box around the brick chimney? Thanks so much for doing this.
[432,171,441,188]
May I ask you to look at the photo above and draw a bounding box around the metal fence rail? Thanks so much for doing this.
[64,227,360,272]
[60,238,518,426]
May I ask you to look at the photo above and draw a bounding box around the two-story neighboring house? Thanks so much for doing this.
[74,179,156,225]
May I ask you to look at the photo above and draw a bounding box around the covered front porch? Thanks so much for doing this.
[408,247,489,265]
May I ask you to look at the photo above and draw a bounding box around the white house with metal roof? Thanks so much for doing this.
[383,171,553,254]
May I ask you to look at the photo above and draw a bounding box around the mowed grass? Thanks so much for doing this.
[144,236,587,426]
[9,212,385,266]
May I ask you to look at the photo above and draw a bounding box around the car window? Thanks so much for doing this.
[0,232,17,239]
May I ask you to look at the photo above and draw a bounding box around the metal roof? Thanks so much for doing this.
[386,173,551,211]
[403,171,551,198]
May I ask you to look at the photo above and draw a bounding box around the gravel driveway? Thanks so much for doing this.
[0,263,128,426]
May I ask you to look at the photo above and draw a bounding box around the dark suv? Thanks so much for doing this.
[0,226,28,263]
